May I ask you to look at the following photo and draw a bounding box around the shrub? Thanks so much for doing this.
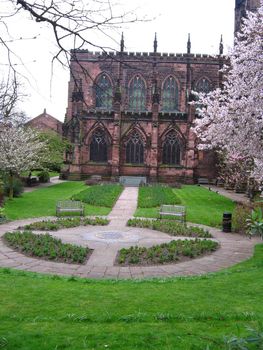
[138,185,181,208]
[72,184,123,207]
[117,239,218,265]
[232,202,263,234]
[3,231,91,264]
[83,217,109,226]
[0,207,7,224]
[4,177,24,197]
[232,203,251,234]
[246,208,263,239]
[38,170,50,183]
[127,218,212,238]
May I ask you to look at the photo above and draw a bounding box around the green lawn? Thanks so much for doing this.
[0,244,262,349]
[135,185,236,227]
[138,185,181,208]
[4,182,111,220]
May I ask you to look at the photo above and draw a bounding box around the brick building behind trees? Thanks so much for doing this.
[27,109,63,136]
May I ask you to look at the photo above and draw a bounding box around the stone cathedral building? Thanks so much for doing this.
[62,0,260,183]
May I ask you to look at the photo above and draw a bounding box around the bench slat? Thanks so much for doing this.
[56,200,84,216]
[159,204,186,223]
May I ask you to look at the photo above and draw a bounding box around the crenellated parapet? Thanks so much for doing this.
[71,49,224,64]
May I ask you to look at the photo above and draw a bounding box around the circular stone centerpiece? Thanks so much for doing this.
[96,232,124,240]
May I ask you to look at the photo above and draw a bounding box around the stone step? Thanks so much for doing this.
[119,176,147,187]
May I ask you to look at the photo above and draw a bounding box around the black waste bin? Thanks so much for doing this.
[222,212,232,232]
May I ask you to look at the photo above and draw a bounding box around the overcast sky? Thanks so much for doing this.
[1,0,235,122]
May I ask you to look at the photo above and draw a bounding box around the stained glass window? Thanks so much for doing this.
[125,131,144,164]
[95,74,113,109]
[195,78,211,93]
[162,132,181,165]
[90,129,108,162]
[129,75,146,111]
[162,76,179,112]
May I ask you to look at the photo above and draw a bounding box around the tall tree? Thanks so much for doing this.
[192,1,263,182]
[37,131,72,171]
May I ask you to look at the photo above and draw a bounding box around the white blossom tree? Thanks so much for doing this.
[192,1,263,183]
[0,126,47,198]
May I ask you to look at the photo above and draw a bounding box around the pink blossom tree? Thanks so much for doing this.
[192,1,263,183]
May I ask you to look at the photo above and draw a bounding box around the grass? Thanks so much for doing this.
[138,185,181,208]
[135,185,236,227]
[4,182,111,220]
[0,244,262,349]
[72,184,123,207]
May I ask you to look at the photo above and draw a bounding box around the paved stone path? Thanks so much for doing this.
[202,185,249,204]
[24,176,65,193]
[0,186,260,279]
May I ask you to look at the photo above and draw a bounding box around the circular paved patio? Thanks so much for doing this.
[0,217,260,279]
[0,187,260,279]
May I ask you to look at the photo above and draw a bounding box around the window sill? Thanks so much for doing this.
[123,163,145,167]
[86,162,109,166]
[159,164,183,169]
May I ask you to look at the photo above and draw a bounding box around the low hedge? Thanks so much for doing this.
[21,217,109,231]
[117,239,219,265]
[3,231,91,264]
[138,185,181,208]
[72,184,123,208]
[127,218,212,238]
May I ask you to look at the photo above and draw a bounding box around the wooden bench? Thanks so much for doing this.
[159,204,186,223]
[56,200,84,217]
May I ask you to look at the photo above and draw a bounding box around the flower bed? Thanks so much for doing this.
[20,217,109,231]
[117,239,219,265]
[127,218,212,238]
[3,231,91,264]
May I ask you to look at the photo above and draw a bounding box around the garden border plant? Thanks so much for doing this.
[3,231,92,264]
[20,217,109,231]
[127,218,212,238]
[116,238,219,266]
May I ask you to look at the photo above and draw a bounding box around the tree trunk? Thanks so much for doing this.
[9,172,14,199]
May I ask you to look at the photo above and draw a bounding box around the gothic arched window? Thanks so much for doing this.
[129,75,146,111]
[195,78,212,93]
[162,76,179,112]
[90,129,108,162]
[125,131,144,164]
[162,132,181,165]
[95,74,113,109]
